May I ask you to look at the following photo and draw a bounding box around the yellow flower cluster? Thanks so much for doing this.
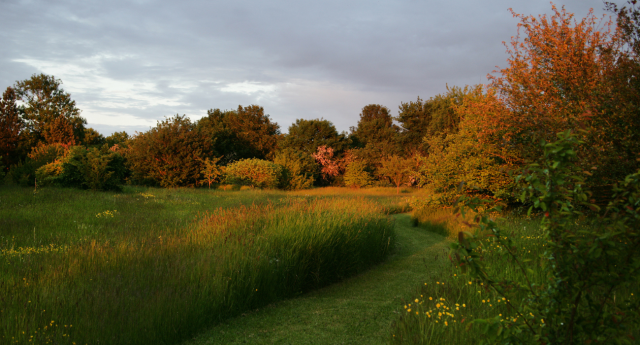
[1,243,68,257]
[96,210,118,218]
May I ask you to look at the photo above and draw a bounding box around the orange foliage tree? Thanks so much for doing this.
[486,5,627,181]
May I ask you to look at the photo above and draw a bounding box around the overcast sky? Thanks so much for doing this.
[1,0,613,136]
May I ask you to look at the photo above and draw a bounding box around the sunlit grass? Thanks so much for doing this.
[0,185,397,345]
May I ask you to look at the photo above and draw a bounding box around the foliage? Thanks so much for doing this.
[197,106,281,163]
[83,128,106,147]
[451,130,640,344]
[417,86,515,204]
[279,118,350,155]
[274,148,317,190]
[349,104,400,172]
[105,131,130,149]
[343,160,373,188]
[224,158,282,189]
[199,156,224,189]
[14,73,86,149]
[486,6,638,183]
[124,115,213,187]
[377,155,413,194]
[8,143,66,186]
[0,87,24,169]
[312,145,342,182]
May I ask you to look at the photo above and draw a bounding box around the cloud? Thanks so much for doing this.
[0,0,610,135]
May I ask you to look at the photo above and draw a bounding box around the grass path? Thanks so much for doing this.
[182,214,450,345]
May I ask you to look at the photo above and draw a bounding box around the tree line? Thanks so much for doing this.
[1,3,639,201]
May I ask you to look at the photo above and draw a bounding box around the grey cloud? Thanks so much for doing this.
[1,0,612,135]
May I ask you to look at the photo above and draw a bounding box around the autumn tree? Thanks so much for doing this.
[124,115,213,187]
[14,74,86,149]
[0,87,24,169]
[486,5,631,183]
[279,118,350,155]
[224,158,282,189]
[83,128,106,147]
[43,116,76,146]
[343,160,373,188]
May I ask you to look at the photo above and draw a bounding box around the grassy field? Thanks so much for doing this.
[0,185,409,345]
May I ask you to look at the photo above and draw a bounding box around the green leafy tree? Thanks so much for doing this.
[452,130,640,344]
[105,131,130,149]
[124,115,213,187]
[224,158,282,189]
[57,146,126,191]
[343,160,373,188]
[0,87,24,170]
[377,155,413,194]
[14,74,86,149]
[279,118,350,155]
[197,105,281,163]
[199,156,224,189]
[273,148,317,190]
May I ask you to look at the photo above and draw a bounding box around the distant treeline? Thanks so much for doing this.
[1,5,639,201]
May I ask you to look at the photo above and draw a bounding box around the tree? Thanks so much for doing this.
[83,128,106,147]
[377,155,413,194]
[343,160,373,188]
[199,156,224,189]
[124,115,213,187]
[279,118,350,156]
[0,87,24,169]
[350,104,398,148]
[224,158,282,189]
[274,148,317,190]
[486,6,629,182]
[197,105,281,162]
[43,116,76,146]
[14,74,86,149]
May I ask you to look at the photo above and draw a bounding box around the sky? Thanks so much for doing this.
[0,0,613,136]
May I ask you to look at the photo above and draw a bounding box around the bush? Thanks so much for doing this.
[59,146,126,191]
[273,148,317,190]
[452,130,640,344]
[124,115,213,187]
[8,143,66,187]
[225,158,282,189]
[343,160,373,188]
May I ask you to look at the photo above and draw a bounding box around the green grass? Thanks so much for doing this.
[0,185,403,345]
[181,213,450,345]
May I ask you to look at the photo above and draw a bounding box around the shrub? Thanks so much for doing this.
[452,130,640,344]
[224,158,282,189]
[273,148,317,190]
[60,146,126,191]
[124,115,213,187]
[343,160,372,188]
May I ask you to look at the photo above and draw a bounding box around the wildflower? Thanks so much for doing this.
[429,297,433,300]
[436,303,441,308]
[415,299,419,303]
[407,309,411,313]
[462,304,466,307]
[482,300,486,303]
[445,321,448,326]
[468,281,472,285]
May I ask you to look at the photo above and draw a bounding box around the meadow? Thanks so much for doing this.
[0,185,408,344]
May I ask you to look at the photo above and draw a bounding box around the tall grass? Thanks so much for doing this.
[391,207,639,344]
[1,186,395,344]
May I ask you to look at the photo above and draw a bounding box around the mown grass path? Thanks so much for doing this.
[183,214,450,345]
